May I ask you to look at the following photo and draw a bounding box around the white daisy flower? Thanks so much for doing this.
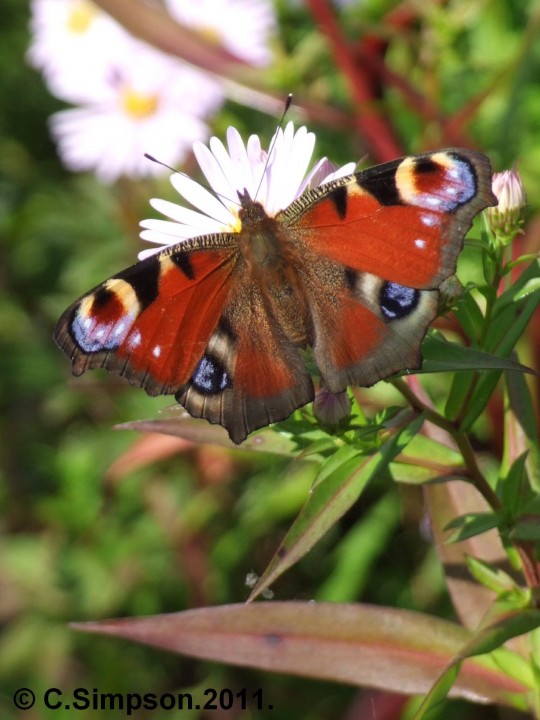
[28,0,131,103]
[139,122,357,258]
[49,38,223,183]
[165,0,276,67]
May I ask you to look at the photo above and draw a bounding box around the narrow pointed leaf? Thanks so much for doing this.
[249,416,424,600]
[461,607,540,659]
[454,291,485,343]
[460,278,540,431]
[420,335,536,375]
[116,414,299,455]
[72,602,531,707]
[445,512,500,543]
[504,368,540,491]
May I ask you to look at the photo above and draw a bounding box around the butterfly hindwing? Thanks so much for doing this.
[176,274,314,444]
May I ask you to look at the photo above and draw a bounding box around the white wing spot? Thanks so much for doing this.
[415,238,426,249]
[128,331,142,349]
[421,213,438,227]
[114,321,126,336]
[426,196,442,207]
[152,345,162,358]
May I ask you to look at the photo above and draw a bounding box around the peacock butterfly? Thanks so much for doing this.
[54,132,496,444]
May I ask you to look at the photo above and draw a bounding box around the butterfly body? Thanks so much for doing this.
[55,148,496,443]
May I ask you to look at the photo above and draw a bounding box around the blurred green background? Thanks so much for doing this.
[1,1,538,718]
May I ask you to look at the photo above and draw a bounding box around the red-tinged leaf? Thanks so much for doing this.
[423,480,507,632]
[72,602,531,707]
[105,433,192,482]
[248,416,424,600]
[116,412,299,455]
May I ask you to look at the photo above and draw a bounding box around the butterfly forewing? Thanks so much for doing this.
[55,235,239,394]
[283,148,496,289]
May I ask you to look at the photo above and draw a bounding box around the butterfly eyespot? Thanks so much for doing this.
[395,153,477,212]
[380,282,420,321]
[191,355,231,395]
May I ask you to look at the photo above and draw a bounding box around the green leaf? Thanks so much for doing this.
[461,604,540,658]
[444,370,475,421]
[390,434,464,484]
[500,451,529,519]
[454,290,485,343]
[504,368,540,492]
[248,415,425,600]
[412,664,462,720]
[509,521,540,541]
[420,334,536,375]
[316,493,400,601]
[458,313,539,433]
[465,556,521,595]
[445,513,500,543]
[413,601,539,719]
[492,259,540,318]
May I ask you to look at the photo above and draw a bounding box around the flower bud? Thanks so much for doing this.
[313,386,351,432]
[487,167,526,242]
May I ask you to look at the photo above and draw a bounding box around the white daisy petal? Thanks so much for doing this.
[209,136,247,198]
[169,172,236,226]
[227,126,257,188]
[194,140,239,210]
[139,222,195,241]
[322,161,357,184]
[149,197,225,232]
[139,122,356,255]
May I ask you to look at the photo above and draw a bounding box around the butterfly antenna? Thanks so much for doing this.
[254,93,293,201]
[144,153,241,218]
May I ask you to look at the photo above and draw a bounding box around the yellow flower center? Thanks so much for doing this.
[197,25,222,46]
[66,1,97,34]
[121,88,159,119]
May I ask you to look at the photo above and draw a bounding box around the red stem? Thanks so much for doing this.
[306,0,403,161]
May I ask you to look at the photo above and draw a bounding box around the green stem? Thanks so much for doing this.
[392,378,540,592]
